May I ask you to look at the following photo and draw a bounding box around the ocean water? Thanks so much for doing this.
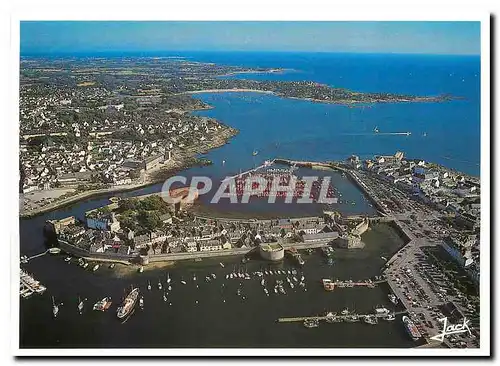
[19,52,481,348]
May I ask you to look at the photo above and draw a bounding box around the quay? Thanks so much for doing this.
[278,310,407,323]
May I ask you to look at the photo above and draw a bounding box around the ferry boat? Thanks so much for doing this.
[93,297,112,311]
[92,264,100,272]
[402,315,422,341]
[322,279,335,291]
[117,287,139,320]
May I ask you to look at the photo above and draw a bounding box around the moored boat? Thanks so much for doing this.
[402,315,422,341]
[117,287,139,320]
[93,297,112,311]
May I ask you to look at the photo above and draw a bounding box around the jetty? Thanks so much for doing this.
[277,310,407,323]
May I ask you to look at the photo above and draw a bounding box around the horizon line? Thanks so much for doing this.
[20,50,480,57]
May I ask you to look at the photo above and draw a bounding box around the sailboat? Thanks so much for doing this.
[77,296,85,315]
[52,296,60,318]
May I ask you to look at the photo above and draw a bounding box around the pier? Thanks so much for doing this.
[222,159,276,182]
[278,310,407,323]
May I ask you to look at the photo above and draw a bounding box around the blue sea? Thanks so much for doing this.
[179,52,480,177]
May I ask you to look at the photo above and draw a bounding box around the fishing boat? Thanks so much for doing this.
[117,287,139,320]
[388,294,398,305]
[92,264,100,272]
[303,319,320,328]
[322,279,335,291]
[325,312,337,323]
[384,313,396,321]
[93,297,112,311]
[374,306,390,315]
[364,315,378,325]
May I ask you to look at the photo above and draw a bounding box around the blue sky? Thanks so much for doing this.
[20,21,480,55]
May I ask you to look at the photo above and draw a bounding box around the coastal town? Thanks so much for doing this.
[19,56,460,217]
[28,148,481,349]
[19,57,481,350]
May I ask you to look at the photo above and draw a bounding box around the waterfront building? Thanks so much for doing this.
[302,231,339,244]
[199,239,223,252]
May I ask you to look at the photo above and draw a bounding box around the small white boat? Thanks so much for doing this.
[139,296,144,309]
[77,296,85,314]
[220,262,225,268]
[83,263,89,269]
[181,280,187,285]
[163,291,167,302]
[193,274,197,281]
[64,256,71,262]
[211,273,216,280]
[109,263,115,269]
[92,264,100,272]
[138,266,144,273]
[52,296,60,318]
[168,285,172,291]
[225,274,229,279]
[147,281,151,291]
[264,288,269,296]
[166,273,171,284]
[158,281,162,290]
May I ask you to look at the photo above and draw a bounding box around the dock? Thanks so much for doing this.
[278,310,407,323]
